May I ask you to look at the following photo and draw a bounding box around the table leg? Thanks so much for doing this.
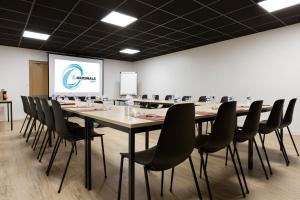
[7,103,9,122]
[248,138,253,169]
[145,131,149,149]
[114,100,116,105]
[85,117,93,190]
[10,102,13,130]
[128,131,136,200]
[197,123,202,136]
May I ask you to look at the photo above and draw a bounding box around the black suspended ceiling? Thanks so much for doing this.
[0,0,300,61]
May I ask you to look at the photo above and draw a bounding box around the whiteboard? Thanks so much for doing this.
[120,72,137,95]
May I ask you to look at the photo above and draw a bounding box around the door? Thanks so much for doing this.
[29,60,48,96]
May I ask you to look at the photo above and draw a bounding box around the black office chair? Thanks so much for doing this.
[140,94,148,108]
[46,100,107,193]
[258,99,285,174]
[78,96,86,101]
[37,98,56,161]
[148,95,159,109]
[220,96,229,103]
[162,95,173,108]
[225,101,268,193]
[26,96,39,143]
[198,96,207,102]
[117,104,202,200]
[195,102,247,199]
[279,98,298,156]
[20,96,31,134]
[31,97,46,151]
[182,96,192,101]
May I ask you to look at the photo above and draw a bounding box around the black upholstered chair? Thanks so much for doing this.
[140,94,148,108]
[148,95,160,109]
[198,96,207,102]
[182,96,192,101]
[195,102,247,199]
[162,95,174,108]
[225,100,268,193]
[46,100,107,193]
[25,96,39,143]
[31,97,46,150]
[258,99,285,174]
[20,96,32,135]
[279,98,298,156]
[220,96,229,103]
[117,104,202,200]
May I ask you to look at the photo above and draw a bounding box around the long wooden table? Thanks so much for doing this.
[0,100,13,130]
[61,102,271,200]
[114,98,178,106]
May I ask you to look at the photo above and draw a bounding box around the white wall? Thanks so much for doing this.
[133,23,300,132]
[0,45,134,121]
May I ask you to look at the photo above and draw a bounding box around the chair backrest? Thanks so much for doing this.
[153,95,159,100]
[165,95,173,100]
[282,98,297,126]
[266,99,285,130]
[142,94,147,99]
[51,100,70,139]
[21,96,30,114]
[28,96,38,118]
[241,100,263,136]
[78,96,85,101]
[220,96,229,103]
[34,97,45,123]
[202,102,237,152]
[67,96,75,100]
[198,96,207,102]
[41,98,55,131]
[150,103,195,169]
[182,96,191,101]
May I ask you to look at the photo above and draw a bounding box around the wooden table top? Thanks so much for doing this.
[60,101,272,129]
[115,98,177,105]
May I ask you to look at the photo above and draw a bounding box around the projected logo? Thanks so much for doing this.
[62,64,83,90]
[62,64,96,90]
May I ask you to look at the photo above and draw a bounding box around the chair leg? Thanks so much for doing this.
[275,130,289,166]
[33,125,44,150]
[38,132,49,162]
[286,126,299,156]
[170,168,174,192]
[258,133,272,175]
[189,156,203,200]
[144,167,151,200]
[26,119,36,143]
[200,152,213,200]
[100,135,107,178]
[253,138,269,180]
[23,117,32,137]
[74,142,78,155]
[228,145,246,198]
[19,115,28,133]
[234,143,249,194]
[117,155,124,200]
[160,170,164,196]
[46,137,62,176]
[32,122,42,148]
[200,152,207,178]
[225,146,229,166]
[58,143,75,193]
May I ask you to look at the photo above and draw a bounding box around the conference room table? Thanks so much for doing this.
[60,101,271,200]
[0,99,13,130]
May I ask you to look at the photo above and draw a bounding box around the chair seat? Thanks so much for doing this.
[121,146,156,166]
[234,129,253,143]
[259,120,275,134]
[64,125,104,141]
[278,122,290,129]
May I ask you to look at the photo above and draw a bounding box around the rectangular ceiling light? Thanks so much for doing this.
[258,0,300,12]
[23,30,50,40]
[101,11,137,27]
[120,48,140,54]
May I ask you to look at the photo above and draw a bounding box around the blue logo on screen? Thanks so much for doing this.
[62,64,83,90]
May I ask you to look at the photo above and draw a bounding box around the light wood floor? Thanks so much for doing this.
[1,119,300,200]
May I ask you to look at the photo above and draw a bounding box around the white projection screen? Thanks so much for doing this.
[49,53,103,97]
[120,72,137,95]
